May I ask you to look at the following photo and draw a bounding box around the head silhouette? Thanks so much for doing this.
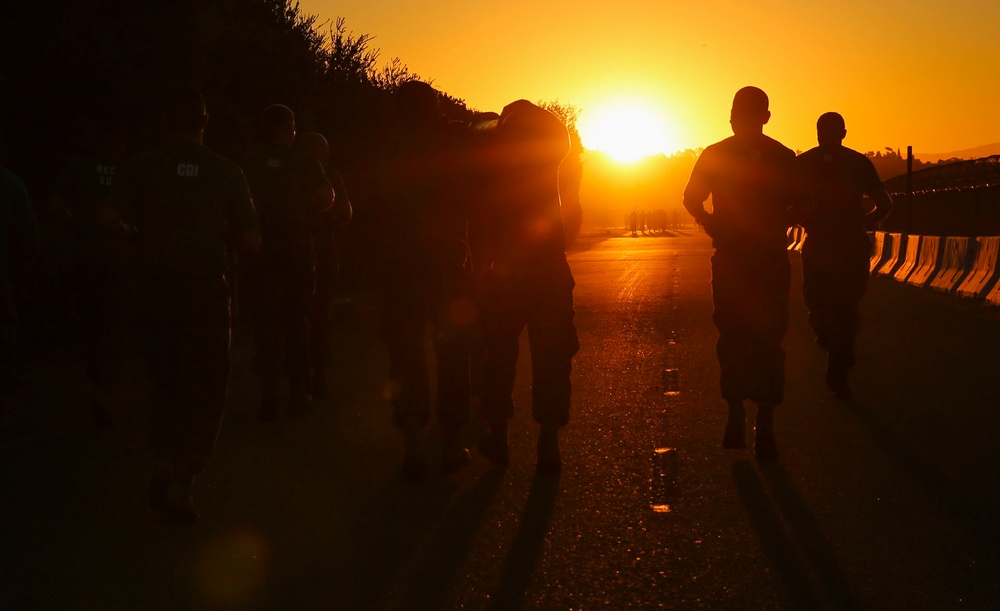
[296,131,329,166]
[816,112,847,148]
[161,87,207,135]
[395,81,441,127]
[261,104,296,147]
[729,86,770,136]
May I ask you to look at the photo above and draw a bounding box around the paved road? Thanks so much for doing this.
[4,231,1000,609]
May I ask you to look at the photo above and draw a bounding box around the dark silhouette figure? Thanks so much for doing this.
[475,100,580,474]
[795,112,892,399]
[683,87,796,461]
[242,105,334,422]
[49,123,132,427]
[295,131,353,399]
[0,160,39,418]
[378,81,476,480]
[109,87,261,523]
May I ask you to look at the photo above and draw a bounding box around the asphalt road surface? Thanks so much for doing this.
[4,230,1000,610]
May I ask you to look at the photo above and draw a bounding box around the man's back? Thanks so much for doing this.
[113,140,256,278]
[796,145,883,243]
[685,133,795,252]
[243,145,329,260]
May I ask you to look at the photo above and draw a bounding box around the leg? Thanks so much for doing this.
[526,264,579,474]
[283,260,315,415]
[478,292,525,468]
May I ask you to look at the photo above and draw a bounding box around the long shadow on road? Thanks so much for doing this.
[733,460,862,610]
[489,472,560,611]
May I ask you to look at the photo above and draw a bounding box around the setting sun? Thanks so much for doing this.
[578,99,679,163]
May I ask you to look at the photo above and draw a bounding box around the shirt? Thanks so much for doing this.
[110,139,257,278]
[684,134,796,253]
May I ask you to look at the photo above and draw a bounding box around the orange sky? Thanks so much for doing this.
[300,0,1000,156]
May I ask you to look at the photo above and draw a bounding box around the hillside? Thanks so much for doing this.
[916,142,1000,162]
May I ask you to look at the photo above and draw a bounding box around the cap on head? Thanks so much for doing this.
[162,87,206,134]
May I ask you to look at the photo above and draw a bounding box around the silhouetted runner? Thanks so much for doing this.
[378,81,475,480]
[296,131,352,400]
[242,105,334,422]
[475,100,579,474]
[795,112,892,399]
[683,86,795,461]
[110,87,260,523]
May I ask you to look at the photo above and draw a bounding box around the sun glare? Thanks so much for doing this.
[578,99,678,163]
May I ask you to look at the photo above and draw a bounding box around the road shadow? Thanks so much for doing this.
[263,475,460,609]
[759,462,863,610]
[733,460,862,610]
[847,397,1000,552]
[489,472,560,611]
[732,460,818,609]
[402,467,506,609]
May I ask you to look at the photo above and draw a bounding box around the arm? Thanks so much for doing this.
[682,151,713,227]
[862,159,892,226]
[328,169,353,227]
[307,158,334,213]
[865,187,893,226]
[230,167,261,253]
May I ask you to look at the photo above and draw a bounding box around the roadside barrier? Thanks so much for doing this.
[893,235,921,282]
[906,236,943,288]
[929,237,974,293]
[786,226,803,251]
[869,231,888,273]
[876,233,906,276]
[986,280,1000,305]
[956,236,1000,299]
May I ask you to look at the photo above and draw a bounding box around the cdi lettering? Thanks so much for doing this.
[177,163,200,177]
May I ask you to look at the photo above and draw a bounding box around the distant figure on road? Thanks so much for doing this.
[795,112,892,399]
[476,100,579,474]
[683,86,796,461]
[242,105,334,422]
[295,131,352,400]
[110,87,260,523]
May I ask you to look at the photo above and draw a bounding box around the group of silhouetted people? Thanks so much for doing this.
[0,83,579,523]
[684,86,891,461]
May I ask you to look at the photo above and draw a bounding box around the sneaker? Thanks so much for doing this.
[287,391,313,418]
[477,424,510,468]
[442,435,471,474]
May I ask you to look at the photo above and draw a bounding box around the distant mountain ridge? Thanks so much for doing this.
[915,142,1000,162]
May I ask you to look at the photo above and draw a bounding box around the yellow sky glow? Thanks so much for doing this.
[301,0,1000,157]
